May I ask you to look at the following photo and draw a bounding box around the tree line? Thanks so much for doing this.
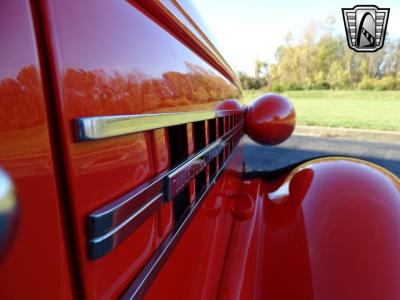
[239,17,400,91]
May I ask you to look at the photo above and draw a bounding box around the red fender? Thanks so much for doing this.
[265,157,400,299]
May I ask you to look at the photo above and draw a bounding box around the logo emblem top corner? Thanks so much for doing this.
[342,5,390,52]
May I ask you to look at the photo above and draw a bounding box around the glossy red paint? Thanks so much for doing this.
[275,157,400,300]
[245,93,296,145]
[145,145,244,300]
[218,157,400,299]
[150,129,174,243]
[131,156,400,300]
[36,0,240,298]
[3,1,400,299]
[134,0,238,87]
[0,0,74,298]
[214,98,243,111]
[149,129,170,174]
[187,123,197,204]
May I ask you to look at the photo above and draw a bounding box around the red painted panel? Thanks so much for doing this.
[150,129,170,174]
[150,128,173,243]
[288,158,400,300]
[187,123,196,203]
[134,0,238,86]
[146,156,400,299]
[0,1,74,298]
[145,145,244,300]
[158,201,174,242]
[210,157,400,300]
[37,0,240,298]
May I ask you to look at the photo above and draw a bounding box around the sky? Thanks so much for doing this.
[192,0,400,74]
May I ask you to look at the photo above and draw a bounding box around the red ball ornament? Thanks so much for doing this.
[214,99,242,111]
[245,93,296,145]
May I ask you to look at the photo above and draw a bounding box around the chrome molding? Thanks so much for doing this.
[88,194,163,259]
[0,168,18,257]
[121,145,240,300]
[165,140,225,200]
[88,174,165,238]
[87,119,243,260]
[75,110,242,141]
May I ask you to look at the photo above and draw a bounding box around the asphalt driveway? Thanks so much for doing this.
[243,135,400,177]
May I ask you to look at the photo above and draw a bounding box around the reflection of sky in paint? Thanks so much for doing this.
[46,0,195,78]
[0,1,38,78]
[1,0,207,79]
[193,0,400,73]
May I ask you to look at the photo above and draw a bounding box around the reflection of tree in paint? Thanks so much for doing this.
[0,65,52,173]
[0,65,45,130]
[63,62,240,116]
[0,63,239,129]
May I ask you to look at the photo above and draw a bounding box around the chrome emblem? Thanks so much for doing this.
[166,141,225,200]
[342,5,389,52]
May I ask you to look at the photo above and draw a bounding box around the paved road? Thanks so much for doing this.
[243,135,400,177]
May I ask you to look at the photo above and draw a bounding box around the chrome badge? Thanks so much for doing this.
[342,5,389,52]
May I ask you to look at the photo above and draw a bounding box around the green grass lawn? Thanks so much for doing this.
[242,90,400,131]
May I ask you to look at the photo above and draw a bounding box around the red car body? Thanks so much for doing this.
[0,1,399,299]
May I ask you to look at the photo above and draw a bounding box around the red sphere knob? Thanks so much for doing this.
[245,93,296,145]
[214,99,242,111]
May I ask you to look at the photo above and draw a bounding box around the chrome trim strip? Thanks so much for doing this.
[165,140,225,200]
[121,146,240,300]
[216,110,240,117]
[88,193,163,260]
[88,174,165,238]
[87,120,243,259]
[75,110,241,141]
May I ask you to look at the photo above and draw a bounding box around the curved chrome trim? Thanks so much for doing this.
[75,110,242,141]
[87,120,244,259]
[0,168,18,257]
[134,0,240,88]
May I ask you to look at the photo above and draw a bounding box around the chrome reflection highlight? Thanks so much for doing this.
[75,110,242,141]
[88,194,163,259]
[0,168,18,258]
[166,140,225,199]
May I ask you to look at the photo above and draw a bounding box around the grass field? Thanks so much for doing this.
[242,90,400,131]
